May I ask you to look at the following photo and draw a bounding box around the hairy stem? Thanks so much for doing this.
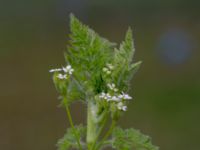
[91,112,108,150]
[87,101,98,150]
[65,105,82,150]
[95,120,116,150]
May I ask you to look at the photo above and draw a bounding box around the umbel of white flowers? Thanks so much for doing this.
[49,65,74,79]
[99,83,132,112]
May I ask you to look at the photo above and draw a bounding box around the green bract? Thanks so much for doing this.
[50,14,158,150]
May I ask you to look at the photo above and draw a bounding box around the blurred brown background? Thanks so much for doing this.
[1,0,200,149]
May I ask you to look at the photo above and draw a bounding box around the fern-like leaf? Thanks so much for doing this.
[112,127,159,150]
[112,28,141,91]
[65,14,115,94]
[57,125,86,150]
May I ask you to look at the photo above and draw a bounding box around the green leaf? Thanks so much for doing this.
[125,61,142,85]
[113,27,134,66]
[57,124,86,150]
[65,14,115,95]
[111,28,141,91]
[112,127,159,150]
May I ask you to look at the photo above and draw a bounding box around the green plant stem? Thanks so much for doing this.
[95,120,116,150]
[91,113,108,150]
[87,101,98,150]
[65,105,83,150]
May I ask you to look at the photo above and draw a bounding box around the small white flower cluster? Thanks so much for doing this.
[49,68,62,72]
[62,65,74,75]
[99,91,132,102]
[57,74,67,79]
[49,65,74,80]
[117,102,127,111]
[99,83,132,111]
[102,63,114,75]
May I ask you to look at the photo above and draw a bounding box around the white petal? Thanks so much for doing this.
[49,68,62,72]
[124,94,132,100]
[57,74,67,79]
[66,65,72,69]
[99,92,106,99]
[62,65,74,75]
[122,106,127,111]
[111,96,120,101]
[118,94,123,99]
[117,102,127,111]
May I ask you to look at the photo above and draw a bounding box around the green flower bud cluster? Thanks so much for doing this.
[102,63,114,75]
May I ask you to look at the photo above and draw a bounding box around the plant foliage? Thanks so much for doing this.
[50,14,159,150]
[112,127,159,150]
[57,125,86,150]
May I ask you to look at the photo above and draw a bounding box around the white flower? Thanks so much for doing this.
[63,65,74,74]
[49,68,62,72]
[121,106,127,111]
[50,65,74,80]
[111,96,120,102]
[105,93,112,101]
[117,102,127,111]
[118,94,123,99]
[69,69,74,74]
[99,92,113,101]
[57,74,67,79]
[123,94,132,100]
[49,65,74,75]
[118,92,132,100]
[99,92,106,99]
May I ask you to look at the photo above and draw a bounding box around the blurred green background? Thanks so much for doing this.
[1,0,200,149]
